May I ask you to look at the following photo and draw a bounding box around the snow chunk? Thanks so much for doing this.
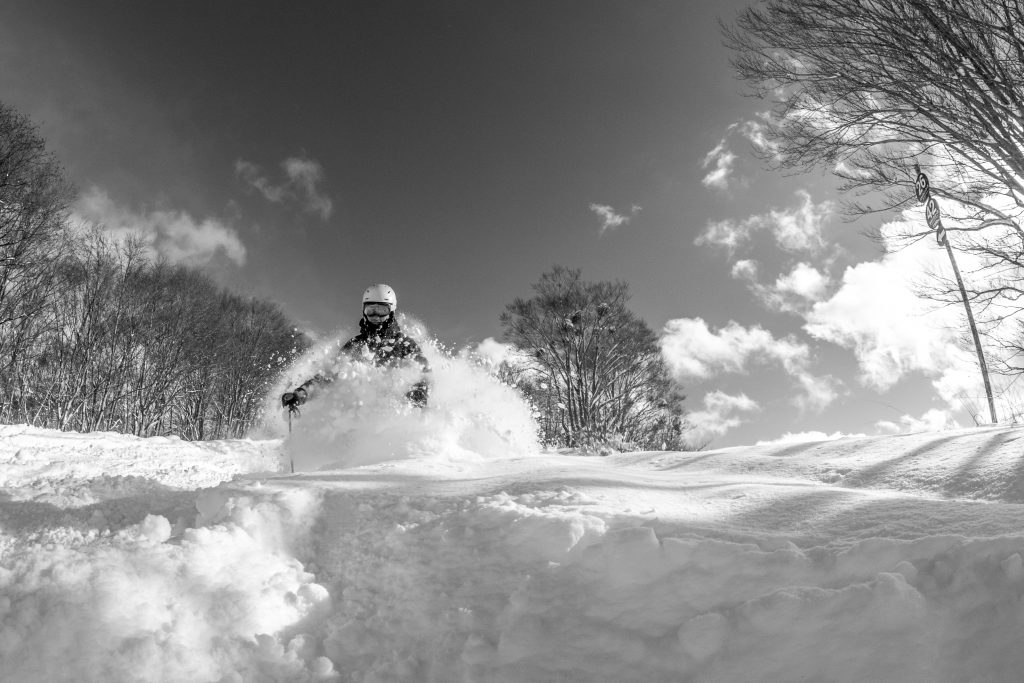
[137,515,171,544]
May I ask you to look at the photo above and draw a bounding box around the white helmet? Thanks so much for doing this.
[362,283,397,312]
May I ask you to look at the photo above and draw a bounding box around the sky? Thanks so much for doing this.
[0,0,1010,447]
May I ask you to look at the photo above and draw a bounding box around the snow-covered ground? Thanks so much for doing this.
[4,380,1024,681]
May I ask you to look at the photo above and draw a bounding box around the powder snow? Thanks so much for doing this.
[3,354,1024,682]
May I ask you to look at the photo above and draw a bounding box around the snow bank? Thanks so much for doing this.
[5,419,1024,682]
[280,452,1024,683]
[0,424,283,502]
[0,426,331,681]
[0,487,334,682]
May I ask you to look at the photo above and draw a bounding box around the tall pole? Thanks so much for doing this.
[915,166,997,424]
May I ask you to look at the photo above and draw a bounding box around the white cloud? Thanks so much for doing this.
[696,190,834,254]
[699,118,779,191]
[282,157,333,220]
[659,317,839,412]
[73,187,246,266]
[775,262,830,302]
[875,408,960,435]
[687,391,760,443]
[803,222,962,393]
[234,160,287,203]
[698,217,756,252]
[738,118,777,156]
[794,371,842,412]
[590,203,641,235]
[771,190,834,252]
[660,318,794,380]
[732,261,831,315]
[833,160,875,179]
[701,138,737,190]
[731,259,759,281]
[236,156,333,220]
[790,203,1022,424]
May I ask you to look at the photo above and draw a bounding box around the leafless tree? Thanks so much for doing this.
[0,100,311,439]
[725,0,1024,373]
[0,103,73,406]
[500,266,693,451]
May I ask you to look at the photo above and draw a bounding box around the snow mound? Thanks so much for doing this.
[0,424,283,495]
[1,488,333,682]
[4,424,1024,681]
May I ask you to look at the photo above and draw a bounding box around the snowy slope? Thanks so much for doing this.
[4,420,1024,682]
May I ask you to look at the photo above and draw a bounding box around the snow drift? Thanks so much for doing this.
[3,409,1024,680]
[268,332,539,471]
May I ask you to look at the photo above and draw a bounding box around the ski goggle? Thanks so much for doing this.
[363,303,392,317]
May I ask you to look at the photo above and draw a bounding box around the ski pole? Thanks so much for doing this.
[287,407,295,473]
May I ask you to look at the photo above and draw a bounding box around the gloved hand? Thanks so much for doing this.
[406,382,429,409]
[281,391,301,409]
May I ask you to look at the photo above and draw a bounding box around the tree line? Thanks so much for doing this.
[0,102,307,439]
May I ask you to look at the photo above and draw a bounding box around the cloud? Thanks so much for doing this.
[699,217,754,252]
[775,262,830,302]
[772,191,834,252]
[875,408,960,435]
[732,261,832,314]
[833,160,876,179]
[731,259,759,281]
[794,371,841,412]
[236,156,333,220]
[659,317,839,411]
[702,139,738,190]
[73,187,246,266]
[739,118,777,156]
[282,157,333,220]
[802,221,966,393]
[590,203,641,235]
[699,118,779,190]
[801,208,1023,424]
[696,190,835,254]
[660,318,806,380]
[687,391,760,443]
[234,160,287,203]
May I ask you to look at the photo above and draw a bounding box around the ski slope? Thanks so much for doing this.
[3,414,1024,681]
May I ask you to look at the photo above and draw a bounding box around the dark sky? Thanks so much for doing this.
[0,0,984,445]
[3,1,752,334]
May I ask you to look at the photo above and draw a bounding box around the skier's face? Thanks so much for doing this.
[363,303,390,325]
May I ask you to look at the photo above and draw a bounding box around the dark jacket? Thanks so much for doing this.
[340,315,430,369]
[294,315,430,406]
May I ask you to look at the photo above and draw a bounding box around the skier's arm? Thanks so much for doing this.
[281,371,331,408]
[282,333,368,409]
[401,337,431,407]
[284,336,363,407]
[293,372,333,403]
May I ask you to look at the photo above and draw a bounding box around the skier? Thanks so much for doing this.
[281,284,430,411]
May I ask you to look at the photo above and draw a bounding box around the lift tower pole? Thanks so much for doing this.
[915,166,997,424]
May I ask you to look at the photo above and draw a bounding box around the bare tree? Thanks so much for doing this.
[0,102,73,409]
[500,266,692,451]
[0,100,310,439]
[725,0,1024,380]
[197,293,306,439]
